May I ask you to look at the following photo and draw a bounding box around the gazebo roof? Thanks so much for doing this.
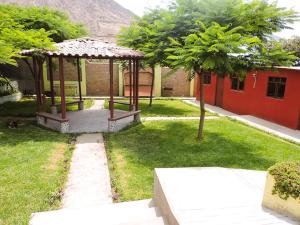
[22,37,144,59]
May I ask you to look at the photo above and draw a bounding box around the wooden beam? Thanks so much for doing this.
[76,57,83,101]
[109,59,114,119]
[59,56,67,119]
[48,56,55,106]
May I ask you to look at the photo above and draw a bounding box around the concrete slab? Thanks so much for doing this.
[30,199,168,225]
[63,133,112,209]
[185,100,300,144]
[154,167,299,225]
[40,100,135,133]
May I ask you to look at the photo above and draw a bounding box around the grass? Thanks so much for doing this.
[104,119,300,201]
[0,97,94,117]
[0,121,74,225]
[104,99,214,117]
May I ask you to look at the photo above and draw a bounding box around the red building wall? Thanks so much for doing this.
[196,69,300,130]
[195,74,218,105]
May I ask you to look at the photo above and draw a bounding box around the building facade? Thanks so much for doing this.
[196,68,300,130]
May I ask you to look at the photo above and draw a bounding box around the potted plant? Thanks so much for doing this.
[262,162,300,220]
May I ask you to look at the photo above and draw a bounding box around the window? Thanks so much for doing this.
[267,77,286,99]
[203,72,211,84]
[231,77,245,91]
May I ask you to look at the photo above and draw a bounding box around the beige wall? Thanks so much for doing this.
[86,61,119,96]
[161,68,190,97]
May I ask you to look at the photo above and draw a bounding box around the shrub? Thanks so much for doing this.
[268,162,300,200]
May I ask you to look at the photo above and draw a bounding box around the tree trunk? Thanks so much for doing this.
[197,71,206,141]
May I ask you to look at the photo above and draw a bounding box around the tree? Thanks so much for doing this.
[118,0,298,140]
[280,36,300,66]
[0,4,87,65]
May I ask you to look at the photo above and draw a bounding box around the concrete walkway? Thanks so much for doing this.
[63,133,112,209]
[185,100,300,144]
[142,116,219,121]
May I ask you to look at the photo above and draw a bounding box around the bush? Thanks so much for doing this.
[0,77,17,97]
[268,162,300,200]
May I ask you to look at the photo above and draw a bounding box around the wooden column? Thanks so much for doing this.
[109,59,114,119]
[48,56,55,106]
[38,58,45,104]
[76,57,82,101]
[59,56,67,119]
[129,59,132,109]
[33,56,41,108]
[135,60,139,111]
[132,60,136,108]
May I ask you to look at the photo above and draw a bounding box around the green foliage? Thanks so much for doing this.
[118,0,298,71]
[268,161,300,200]
[280,36,300,66]
[0,4,87,65]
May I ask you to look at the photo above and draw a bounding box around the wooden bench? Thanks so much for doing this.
[108,110,141,121]
[36,112,69,123]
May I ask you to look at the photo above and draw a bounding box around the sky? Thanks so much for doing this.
[115,0,300,39]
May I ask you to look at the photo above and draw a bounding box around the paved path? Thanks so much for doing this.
[185,100,300,144]
[63,133,112,209]
[142,116,219,121]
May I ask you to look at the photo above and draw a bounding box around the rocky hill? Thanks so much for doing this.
[0,0,135,42]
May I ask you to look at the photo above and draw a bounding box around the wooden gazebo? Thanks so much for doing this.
[22,38,144,132]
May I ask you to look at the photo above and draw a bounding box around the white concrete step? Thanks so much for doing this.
[30,199,168,225]
[154,167,298,225]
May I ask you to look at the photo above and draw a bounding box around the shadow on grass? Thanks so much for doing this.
[106,100,201,117]
[106,120,300,172]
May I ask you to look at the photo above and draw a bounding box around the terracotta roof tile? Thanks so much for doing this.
[21,37,144,59]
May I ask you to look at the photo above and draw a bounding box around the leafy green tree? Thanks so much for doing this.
[0,4,87,65]
[118,0,298,141]
[280,36,300,66]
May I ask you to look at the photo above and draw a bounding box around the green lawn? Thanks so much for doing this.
[0,121,73,225]
[0,97,94,117]
[104,119,300,201]
[104,99,214,117]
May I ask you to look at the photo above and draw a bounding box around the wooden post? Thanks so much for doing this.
[135,60,139,111]
[48,56,55,106]
[38,58,45,105]
[76,57,82,101]
[59,56,67,119]
[109,59,114,119]
[132,60,136,108]
[129,59,132,109]
[33,56,41,108]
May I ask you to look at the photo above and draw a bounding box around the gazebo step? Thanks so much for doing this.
[36,112,69,122]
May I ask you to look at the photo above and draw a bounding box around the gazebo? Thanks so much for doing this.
[21,38,144,133]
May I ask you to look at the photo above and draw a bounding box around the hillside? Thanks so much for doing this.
[0,0,135,42]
